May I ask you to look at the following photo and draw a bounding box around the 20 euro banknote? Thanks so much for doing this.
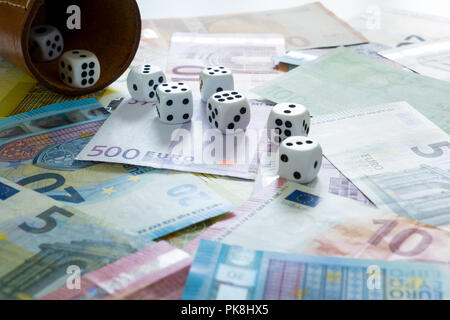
[183,240,450,300]
[0,99,235,240]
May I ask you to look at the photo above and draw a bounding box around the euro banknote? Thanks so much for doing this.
[183,179,450,264]
[76,98,273,180]
[166,33,285,98]
[183,240,450,300]
[255,153,372,205]
[379,38,450,82]
[160,154,373,251]
[158,174,254,250]
[310,102,450,228]
[0,176,153,300]
[349,6,450,48]
[142,2,367,57]
[1,3,367,117]
[0,57,36,117]
[275,42,393,68]
[252,48,450,134]
[42,241,192,300]
[0,57,117,118]
[0,99,235,240]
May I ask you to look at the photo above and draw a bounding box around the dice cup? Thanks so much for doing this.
[0,0,141,96]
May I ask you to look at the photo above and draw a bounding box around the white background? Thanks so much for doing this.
[136,0,450,20]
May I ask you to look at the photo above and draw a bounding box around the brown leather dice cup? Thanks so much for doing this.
[0,0,141,96]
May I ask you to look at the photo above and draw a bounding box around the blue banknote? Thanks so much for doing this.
[0,99,235,240]
[183,240,450,300]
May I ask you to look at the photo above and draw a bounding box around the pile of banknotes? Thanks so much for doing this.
[0,2,449,300]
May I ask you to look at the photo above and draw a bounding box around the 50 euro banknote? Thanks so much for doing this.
[0,99,235,240]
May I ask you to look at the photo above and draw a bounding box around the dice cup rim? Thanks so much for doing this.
[15,0,141,97]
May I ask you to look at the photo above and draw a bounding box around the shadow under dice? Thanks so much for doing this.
[278,136,322,184]
[206,90,251,134]
[29,24,64,62]
[268,103,311,144]
[59,50,100,88]
[200,66,234,102]
[127,64,166,102]
[156,82,193,124]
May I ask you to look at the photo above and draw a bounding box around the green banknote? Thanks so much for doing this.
[252,48,450,133]
[0,176,153,300]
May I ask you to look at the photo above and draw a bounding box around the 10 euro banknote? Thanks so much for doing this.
[182,179,450,265]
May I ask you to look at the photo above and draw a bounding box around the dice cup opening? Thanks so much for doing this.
[21,0,141,96]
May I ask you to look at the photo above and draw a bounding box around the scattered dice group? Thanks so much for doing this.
[125,62,322,184]
[29,24,101,89]
[267,102,322,184]
[30,25,322,185]
[126,64,252,133]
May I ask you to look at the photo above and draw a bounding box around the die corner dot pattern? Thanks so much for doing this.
[29,24,64,62]
[59,49,100,88]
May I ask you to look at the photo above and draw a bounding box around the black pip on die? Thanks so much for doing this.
[156,82,193,124]
[59,50,100,88]
[200,66,234,102]
[267,103,311,144]
[127,64,166,103]
[29,25,64,62]
[206,90,251,134]
[278,136,322,184]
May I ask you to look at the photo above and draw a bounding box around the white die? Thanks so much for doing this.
[200,66,234,102]
[29,25,64,62]
[127,64,166,102]
[59,50,100,88]
[278,136,322,184]
[156,82,193,124]
[267,103,311,144]
[206,90,251,134]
